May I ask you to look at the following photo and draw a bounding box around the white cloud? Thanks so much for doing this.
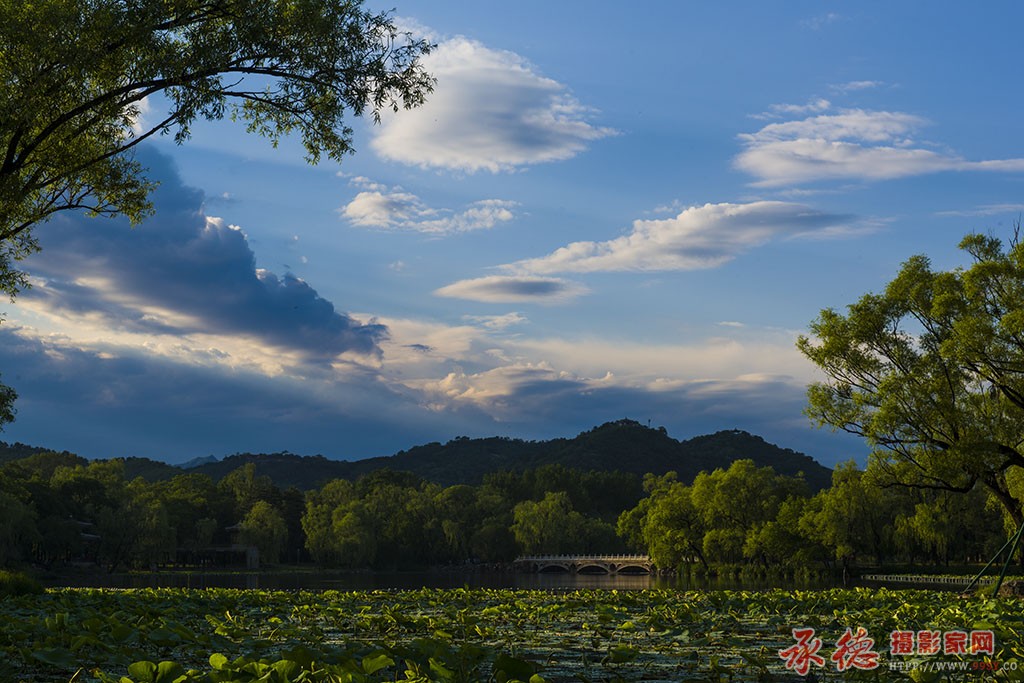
[738,139,956,186]
[463,312,528,330]
[743,109,924,144]
[435,275,588,304]
[347,175,388,192]
[11,310,314,379]
[370,36,615,172]
[508,333,813,386]
[373,316,484,367]
[343,190,429,227]
[934,203,1024,217]
[753,98,831,120]
[649,199,687,215]
[830,80,884,93]
[341,179,516,234]
[508,201,853,274]
[801,12,845,30]
[373,313,813,393]
[126,95,152,136]
[416,362,572,408]
[736,107,1024,187]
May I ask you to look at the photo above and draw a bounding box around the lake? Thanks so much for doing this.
[46,568,847,591]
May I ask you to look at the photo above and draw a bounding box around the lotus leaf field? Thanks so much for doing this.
[1,587,1022,682]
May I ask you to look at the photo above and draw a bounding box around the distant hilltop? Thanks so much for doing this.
[177,455,219,469]
[0,419,832,491]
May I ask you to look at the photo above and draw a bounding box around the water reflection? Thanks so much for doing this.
[50,569,842,592]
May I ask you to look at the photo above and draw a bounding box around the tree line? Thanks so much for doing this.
[0,452,638,570]
[618,459,1007,573]
[0,448,1014,574]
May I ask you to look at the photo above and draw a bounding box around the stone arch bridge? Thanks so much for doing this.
[514,554,654,575]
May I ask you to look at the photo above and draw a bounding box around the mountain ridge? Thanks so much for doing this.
[0,420,833,491]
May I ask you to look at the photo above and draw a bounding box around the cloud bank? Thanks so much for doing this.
[371,36,615,172]
[2,313,860,464]
[376,318,862,464]
[0,324,466,461]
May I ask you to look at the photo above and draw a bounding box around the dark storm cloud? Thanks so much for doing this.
[22,147,385,361]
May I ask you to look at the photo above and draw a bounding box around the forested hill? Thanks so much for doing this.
[1,419,832,490]
[385,421,832,489]
[0,441,69,464]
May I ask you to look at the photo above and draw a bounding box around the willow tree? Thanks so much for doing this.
[0,0,434,426]
[798,232,1024,525]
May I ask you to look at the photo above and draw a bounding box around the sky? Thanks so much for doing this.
[4,1,1024,467]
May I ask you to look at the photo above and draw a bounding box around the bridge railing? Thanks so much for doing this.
[514,554,651,562]
[861,574,997,585]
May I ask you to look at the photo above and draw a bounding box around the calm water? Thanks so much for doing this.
[48,569,845,591]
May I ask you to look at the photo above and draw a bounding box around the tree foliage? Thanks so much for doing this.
[616,458,1007,572]
[619,462,807,570]
[0,381,14,433]
[617,473,709,570]
[511,492,583,555]
[797,462,901,567]
[238,500,288,564]
[0,0,432,262]
[798,232,1024,524]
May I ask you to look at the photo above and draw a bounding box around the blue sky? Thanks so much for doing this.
[4,2,1024,466]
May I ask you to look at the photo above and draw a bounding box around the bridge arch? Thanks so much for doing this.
[514,554,654,575]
